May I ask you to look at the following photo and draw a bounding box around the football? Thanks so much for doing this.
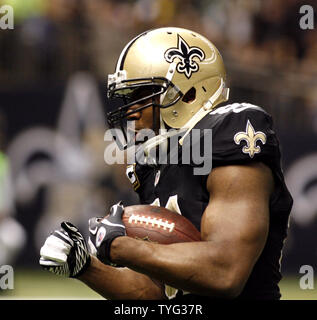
[122,205,201,244]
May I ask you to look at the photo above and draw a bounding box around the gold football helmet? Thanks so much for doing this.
[107,27,229,150]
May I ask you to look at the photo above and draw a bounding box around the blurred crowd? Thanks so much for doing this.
[0,0,315,77]
[0,0,316,269]
[0,0,316,128]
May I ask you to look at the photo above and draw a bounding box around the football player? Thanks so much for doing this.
[39,27,293,300]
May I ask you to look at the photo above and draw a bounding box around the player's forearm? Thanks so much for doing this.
[111,237,241,298]
[78,255,165,300]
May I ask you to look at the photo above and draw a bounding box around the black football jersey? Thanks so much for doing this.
[125,102,293,300]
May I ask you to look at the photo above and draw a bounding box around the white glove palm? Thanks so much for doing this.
[39,222,91,278]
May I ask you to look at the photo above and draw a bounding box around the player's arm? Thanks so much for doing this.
[109,161,273,298]
[39,210,165,299]
[78,256,165,299]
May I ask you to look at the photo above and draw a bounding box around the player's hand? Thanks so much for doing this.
[39,222,91,278]
[88,201,126,266]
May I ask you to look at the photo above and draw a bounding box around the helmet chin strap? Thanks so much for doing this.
[141,116,187,165]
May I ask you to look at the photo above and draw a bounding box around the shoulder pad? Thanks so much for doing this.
[210,102,279,164]
[188,102,280,170]
[210,102,268,116]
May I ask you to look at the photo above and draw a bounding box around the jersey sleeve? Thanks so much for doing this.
[211,106,281,168]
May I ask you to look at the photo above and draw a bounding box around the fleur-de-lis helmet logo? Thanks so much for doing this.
[164,35,205,79]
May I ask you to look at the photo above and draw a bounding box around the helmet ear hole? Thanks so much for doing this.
[182,87,196,103]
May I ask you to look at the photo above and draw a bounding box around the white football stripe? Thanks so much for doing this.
[128,214,175,232]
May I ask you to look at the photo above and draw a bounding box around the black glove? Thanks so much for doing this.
[40,222,91,278]
[88,201,126,266]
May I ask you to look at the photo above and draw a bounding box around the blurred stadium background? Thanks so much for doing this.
[0,0,316,300]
